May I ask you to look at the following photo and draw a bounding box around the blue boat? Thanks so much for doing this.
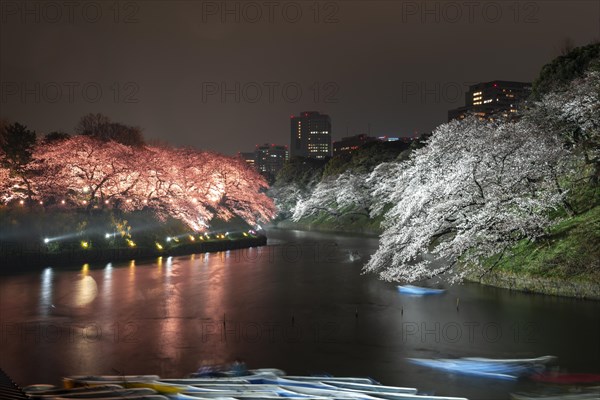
[397,285,446,296]
[407,357,552,380]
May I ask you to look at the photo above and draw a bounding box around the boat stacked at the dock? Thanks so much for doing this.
[53,369,469,400]
[23,382,168,399]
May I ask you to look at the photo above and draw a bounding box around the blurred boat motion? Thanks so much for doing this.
[22,366,470,400]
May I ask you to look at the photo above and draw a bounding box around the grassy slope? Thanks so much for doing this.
[483,176,600,289]
[490,205,600,283]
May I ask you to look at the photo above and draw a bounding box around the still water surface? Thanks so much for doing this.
[1,229,599,399]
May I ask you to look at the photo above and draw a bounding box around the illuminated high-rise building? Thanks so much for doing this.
[448,81,531,122]
[290,111,332,159]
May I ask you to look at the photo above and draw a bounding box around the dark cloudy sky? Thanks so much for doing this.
[1,0,598,155]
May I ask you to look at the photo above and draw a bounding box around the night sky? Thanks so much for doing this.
[1,1,598,155]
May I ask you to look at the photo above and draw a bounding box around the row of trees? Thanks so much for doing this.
[0,115,275,232]
[278,56,599,283]
[269,139,423,221]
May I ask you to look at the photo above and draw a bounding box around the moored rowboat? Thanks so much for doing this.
[52,396,168,400]
[283,376,378,385]
[407,357,549,380]
[32,388,157,398]
[25,385,124,398]
[397,286,445,295]
[63,375,159,389]
[283,385,469,400]
[323,381,418,394]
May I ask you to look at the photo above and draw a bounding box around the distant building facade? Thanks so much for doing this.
[333,134,378,155]
[254,143,288,181]
[332,134,417,156]
[290,111,332,159]
[239,152,255,167]
[448,81,531,122]
[237,144,288,181]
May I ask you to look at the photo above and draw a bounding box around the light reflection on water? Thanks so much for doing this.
[39,267,53,316]
[101,263,113,310]
[73,275,97,308]
[0,229,598,400]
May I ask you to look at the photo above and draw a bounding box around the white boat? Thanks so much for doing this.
[184,384,320,397]
[324,381,417,394]
[23,384,58,392]
[249,369,286,377]
[26,385,125,398]
[332,387,469,400]
[63,375,160,388]
[462,356,556,365]
[35,388,157,398]
[53,396,168,400]
[173,395,240,400]
[245,377,337,389]
[181,391,281,398]
[284,376,378,385]
[283,385,469,400]
[160,378,251,385]
[56,368,473,400]
[186,384,286,391]
[281,385,383,399]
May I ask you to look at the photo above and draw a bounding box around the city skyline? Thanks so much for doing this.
[1,1,598,155]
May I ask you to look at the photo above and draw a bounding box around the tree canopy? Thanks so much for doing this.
[531,42,600,100]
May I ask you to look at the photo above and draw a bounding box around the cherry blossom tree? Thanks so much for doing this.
[34,136,139,210]
[528,69,600,184]
[363,116,574,283]
[292,171,372,221]
[2,136,275,231]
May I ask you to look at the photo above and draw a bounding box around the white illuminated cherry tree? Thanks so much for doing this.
[528,69,600,182]
[363,116,573,283]
[292,171,373,221]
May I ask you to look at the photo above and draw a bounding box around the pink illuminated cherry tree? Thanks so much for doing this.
[4,136,275,231]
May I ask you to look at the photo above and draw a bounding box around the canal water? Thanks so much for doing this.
[1,229,599,399]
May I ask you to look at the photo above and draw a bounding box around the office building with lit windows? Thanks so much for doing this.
[448,81,531,122]
[254,143,289,182]
[333,134,378,155]
[290,111,332,159]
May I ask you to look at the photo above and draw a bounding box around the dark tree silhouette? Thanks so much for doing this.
[74,113,111,136]
[43,131,71,144]
[75,113,145,147]
[531,42,600,99]
[0,122,37,202]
